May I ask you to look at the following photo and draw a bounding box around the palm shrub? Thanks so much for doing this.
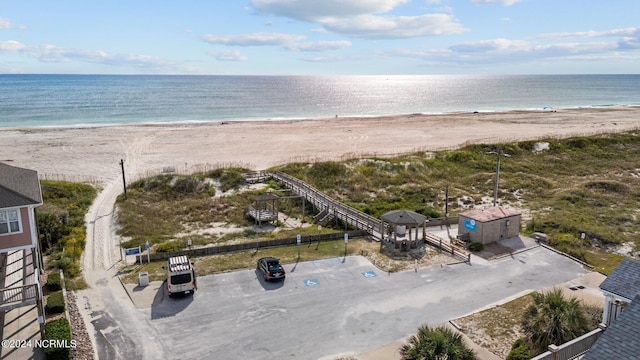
[400,325,477,360]
[521,288,590,354]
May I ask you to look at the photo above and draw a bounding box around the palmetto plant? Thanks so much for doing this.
[521,288,590,353]
[400,325,477,360]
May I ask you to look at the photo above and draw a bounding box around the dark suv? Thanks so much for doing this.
[257,257,286,282]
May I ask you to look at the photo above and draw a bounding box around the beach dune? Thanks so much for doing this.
[2,107,639,183]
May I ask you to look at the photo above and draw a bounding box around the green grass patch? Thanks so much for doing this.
[38,180,97,288]
[583,250,625,275]
[120,238,370,284]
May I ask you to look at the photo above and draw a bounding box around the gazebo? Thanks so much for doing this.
[380,210,427,250]
[246,193,279,226]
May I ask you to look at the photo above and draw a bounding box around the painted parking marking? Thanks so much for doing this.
[304,279,320,286]
[362,271,377,278]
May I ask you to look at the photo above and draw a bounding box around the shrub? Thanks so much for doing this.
[45,291,65,314]
[43,318,73,360]
[155,240,185,253]
[506,338,533,360]
[46,272,62,292]
[469,242,484,252]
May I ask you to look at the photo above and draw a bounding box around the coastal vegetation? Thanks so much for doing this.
[400,325,477,360]
[114,131,640,276]
[521,288,594,354]
[37,180,97,290]
[456,289,602,358]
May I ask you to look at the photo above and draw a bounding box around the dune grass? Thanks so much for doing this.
[114,131,640,275]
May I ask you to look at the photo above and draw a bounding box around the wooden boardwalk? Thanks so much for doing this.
[243,171,470,262]
[270,171,386,239]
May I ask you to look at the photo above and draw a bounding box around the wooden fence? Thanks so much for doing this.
[424,233,470,262]
[145,230,368,262]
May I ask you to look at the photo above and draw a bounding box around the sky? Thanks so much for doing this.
[1,0,639,75]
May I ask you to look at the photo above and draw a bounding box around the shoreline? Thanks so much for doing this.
[2,104,638,132]
[2,106,640,183]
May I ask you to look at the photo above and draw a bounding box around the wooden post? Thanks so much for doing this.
[120,159,127,200]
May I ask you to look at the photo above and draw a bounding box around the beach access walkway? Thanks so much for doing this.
[246,171,470,262]
[269,171,385,237]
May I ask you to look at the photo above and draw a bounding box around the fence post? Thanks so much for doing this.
[548,344,559,360]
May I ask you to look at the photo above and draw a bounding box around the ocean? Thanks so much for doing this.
[1,74,639,129]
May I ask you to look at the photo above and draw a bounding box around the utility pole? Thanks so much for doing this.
[445,185,449,219]
[120,159,127,200]
[486,150,510,206]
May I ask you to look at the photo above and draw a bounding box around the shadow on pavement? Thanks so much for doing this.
[150,281,194,320]
[254,269,285,291]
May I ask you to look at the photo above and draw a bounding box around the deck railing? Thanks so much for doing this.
[530,327,605,360]
[0,284,38,307]
[271,171,384,235]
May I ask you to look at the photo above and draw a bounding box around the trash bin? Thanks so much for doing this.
[139,272,149,287]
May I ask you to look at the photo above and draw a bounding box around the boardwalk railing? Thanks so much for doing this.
[271,171,385,236]
[424,233,470,262]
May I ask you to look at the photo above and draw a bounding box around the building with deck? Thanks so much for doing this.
[0,162,45,336]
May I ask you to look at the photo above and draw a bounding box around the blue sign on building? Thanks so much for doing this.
[463,219,476,232]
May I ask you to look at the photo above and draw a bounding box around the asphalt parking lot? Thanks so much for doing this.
[112,246,587,359]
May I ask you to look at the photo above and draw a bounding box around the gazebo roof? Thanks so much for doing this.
[255,193,279,201]
[381,210,427,226]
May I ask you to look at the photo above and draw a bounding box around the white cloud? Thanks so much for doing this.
[208,50,249,61]
[251,0,411,21]
[323,14,468,39]
[0,40,186,71]
[450,38,530,53]
[0,40,27,52]
[285,40,351,52]
[201,32,306,46]
[0,17,27,30]
[251,0,464,40]
[430,37,625,66]
[540,27,640,39]
[618,37,640,50]
[471,0,521,5]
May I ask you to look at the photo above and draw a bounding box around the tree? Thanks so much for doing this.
[37,212,65,251]
[400,325,477,360]
[521,288,590,354]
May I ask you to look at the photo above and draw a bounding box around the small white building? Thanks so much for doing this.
[457,206,521,245]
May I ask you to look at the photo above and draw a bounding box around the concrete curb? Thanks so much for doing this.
[538,243,595,269]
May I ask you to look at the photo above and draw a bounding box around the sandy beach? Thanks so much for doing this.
[2,107,639,184]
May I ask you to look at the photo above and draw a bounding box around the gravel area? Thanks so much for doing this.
[67,292,94,360]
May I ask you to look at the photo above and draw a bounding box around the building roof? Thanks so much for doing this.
[381,210,427,226]
[0,162,42,208]
[599,258,640,301]
[583,294,640,360]
[460,206,520,222]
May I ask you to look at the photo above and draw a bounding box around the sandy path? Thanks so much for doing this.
[2,106,639,359]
